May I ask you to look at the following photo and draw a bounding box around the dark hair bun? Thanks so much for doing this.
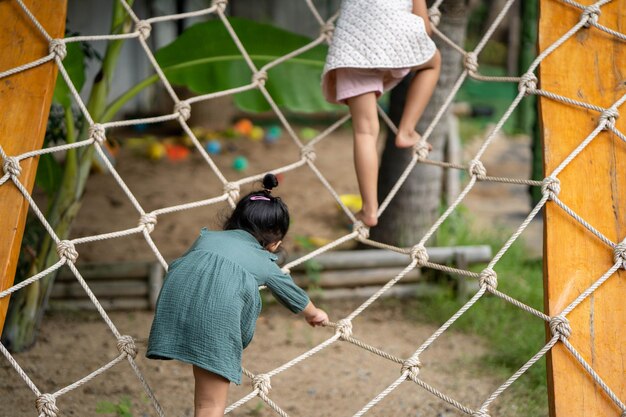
[262,173,279,191]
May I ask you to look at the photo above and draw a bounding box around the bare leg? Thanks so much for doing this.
[346,92,380,227]
[193,365,230,417]
[396,50,442,148]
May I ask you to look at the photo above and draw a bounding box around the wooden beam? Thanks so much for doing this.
[0,1,67,332]
[539,1,626,416]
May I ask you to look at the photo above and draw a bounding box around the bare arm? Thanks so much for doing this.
[412,0,432,36]
[301,301,329,327]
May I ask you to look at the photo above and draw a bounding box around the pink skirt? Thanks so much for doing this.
[323,67,411,104]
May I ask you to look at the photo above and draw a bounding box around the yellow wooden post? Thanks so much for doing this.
[539,1,626,416]
[0,0,67,332]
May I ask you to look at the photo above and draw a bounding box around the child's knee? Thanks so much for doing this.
[353,117,379,137]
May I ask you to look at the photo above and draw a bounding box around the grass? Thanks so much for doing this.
[411,206,548,415]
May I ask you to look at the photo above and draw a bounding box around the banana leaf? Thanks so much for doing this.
[106,17,339,117]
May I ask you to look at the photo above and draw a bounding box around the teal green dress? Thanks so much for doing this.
[146,228,310,384]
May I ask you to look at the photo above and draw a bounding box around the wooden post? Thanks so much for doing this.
[539,1,626,416]
[0,1,67,332]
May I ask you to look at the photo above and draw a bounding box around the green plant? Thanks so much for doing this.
[96,397,134,417]
[247,400,265,416]
[105,17,337,118]
[293,235,323,292]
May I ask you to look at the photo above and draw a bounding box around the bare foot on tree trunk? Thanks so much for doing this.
[356,208,378,227]
[395,130,422,148]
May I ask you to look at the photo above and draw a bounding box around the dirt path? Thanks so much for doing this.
[1,300,521,417]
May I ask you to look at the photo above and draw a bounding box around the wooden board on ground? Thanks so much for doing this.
[539,1,626,416]
[0,1,68,331]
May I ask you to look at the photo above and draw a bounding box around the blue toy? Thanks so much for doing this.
[205,139,221,155]
[264,125,282,143]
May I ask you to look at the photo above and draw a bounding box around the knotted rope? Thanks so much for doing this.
[2,156,21,177]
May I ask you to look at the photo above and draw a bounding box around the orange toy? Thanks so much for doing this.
[233,118,253,136]
[165,143,190,162]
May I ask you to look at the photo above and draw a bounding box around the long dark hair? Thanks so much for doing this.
[223,174,289,247]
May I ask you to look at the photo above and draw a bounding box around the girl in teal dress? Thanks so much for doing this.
[146,174,329,417]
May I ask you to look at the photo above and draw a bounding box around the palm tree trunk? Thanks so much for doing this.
[371,0,470,247]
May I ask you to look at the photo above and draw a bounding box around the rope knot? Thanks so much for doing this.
[471,410,491,417]
[401,356,422,382]
[335,319,353,340]
[117,335,138,358]
[301,146,317,162]
[599,107,619,128]
[479,268,498,290]
[519,72,538,96]
[174,102,191,121]
[135,20,152,39]
[353,221,370,240]
[613,240,626,269]
[252,71,268,86]
[464,52,479,74]
[413,140,430,159]
[428,6,441,27]
[139,212,158,233]
[89,124,106,145]
[549,315,572,339]
[49,39,67,60]
[2,156,21,177]
[36,393,59,417]
[252,374,271,395]
[410,245,429,265]
[56,240,78,263]
[212,0,228,12]
[541,176,561,199]
[582,5,600,27]
[320,22,335,40]
[223,182,240,202]
[468,159,486,177]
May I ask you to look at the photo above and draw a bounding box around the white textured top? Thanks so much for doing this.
[323,0,437,73]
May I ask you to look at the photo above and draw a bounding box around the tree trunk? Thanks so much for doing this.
[371,0,470,247]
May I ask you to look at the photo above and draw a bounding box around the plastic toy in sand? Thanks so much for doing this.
[339,194,362,213]
[205,140,222,155]
[165,143,190,162]
[233,119,253,136]
[232,156,248,172]
[147,141,166,161]
[249,126,264,141]
[264,125,282,143]
[300,127,319,142]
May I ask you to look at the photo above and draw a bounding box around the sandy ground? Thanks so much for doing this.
[1,300,525,417]
[1,124,542,416]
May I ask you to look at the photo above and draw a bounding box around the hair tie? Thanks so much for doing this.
[250,196,271,201]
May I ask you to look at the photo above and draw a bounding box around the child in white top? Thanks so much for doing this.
[322,0,440,226]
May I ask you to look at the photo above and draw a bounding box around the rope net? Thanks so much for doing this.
[0,0,625,416]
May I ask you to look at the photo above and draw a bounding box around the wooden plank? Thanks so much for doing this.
[293,267,421,288]
[0,1,67,332]
[57,261,153,281]
[48,298,150,312]
[50,280,149,299]
[288,246,492,271]
[539,1,626,416]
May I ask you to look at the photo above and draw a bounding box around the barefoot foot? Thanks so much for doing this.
[356,209,378,227]
[395,130,422,148]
